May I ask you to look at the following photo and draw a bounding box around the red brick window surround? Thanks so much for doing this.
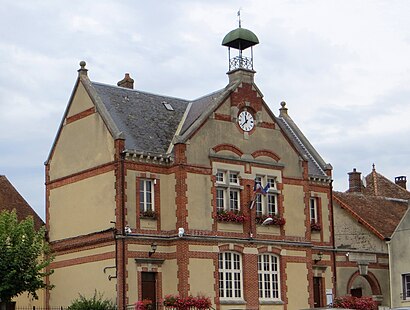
[218,251,243,301]
[310,197,319,223]
[310,196,321,231]
[138,178,157,219]
[255,176,278,218]
[215,170,242,213]
[258,254,281,301]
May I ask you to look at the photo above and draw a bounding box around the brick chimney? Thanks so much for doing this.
[395,176,407,189]
[117,73,134,89]
[348,168,362,193]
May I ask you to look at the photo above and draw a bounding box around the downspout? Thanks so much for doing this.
[330,179,338,298]
[120,150,126,310]
[386,238,393,307]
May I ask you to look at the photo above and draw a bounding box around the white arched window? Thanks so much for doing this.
[218,252,243,300]
[258,254,281,300]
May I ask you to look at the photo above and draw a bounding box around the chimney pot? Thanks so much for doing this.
[395,176,407,190]
[117,73,134,89]
[348,168,362,193]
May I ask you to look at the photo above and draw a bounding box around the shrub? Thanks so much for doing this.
[68,291,116,310]
[163,295,212,309]
[332,295,377,310]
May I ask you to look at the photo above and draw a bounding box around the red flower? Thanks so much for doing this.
[216,210,246,223]
[135,299,153,310]
[310,221,321,231]
[333,296,377,310]
[255,215,286,226]
[163,295,212,310]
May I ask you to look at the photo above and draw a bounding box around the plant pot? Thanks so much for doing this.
[0,301,16,310]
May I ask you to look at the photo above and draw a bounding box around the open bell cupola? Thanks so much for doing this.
[222,15,259,74]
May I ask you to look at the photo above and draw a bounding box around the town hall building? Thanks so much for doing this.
[45,25,334,310]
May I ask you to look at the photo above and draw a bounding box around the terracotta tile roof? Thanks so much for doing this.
[0,175,44,231]
[335,169,410,239]
[334,191,407,239]
[363,170,410,200]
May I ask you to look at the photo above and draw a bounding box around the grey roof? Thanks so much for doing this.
[92,82,189,154]
[180,88,230,135]
[90,77,329,179]
[276,114,329,177]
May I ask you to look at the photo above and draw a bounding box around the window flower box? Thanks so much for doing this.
[255,215,286,226]
[310,221,321,231]
[216,210,246,223]
[141,210,157,219]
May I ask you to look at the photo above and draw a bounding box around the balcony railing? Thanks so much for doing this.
[229,56,253,71]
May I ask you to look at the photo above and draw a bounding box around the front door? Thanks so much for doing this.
[141,272,156,309]
[351,287,362,298]
[313,277,323,308]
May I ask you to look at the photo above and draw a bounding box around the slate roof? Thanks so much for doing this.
[92,82,189,154]
[84,72,329,178]
[276,113,330,177]
[334,169,410,239]
[0,175,44,231]
[180,88,227,135]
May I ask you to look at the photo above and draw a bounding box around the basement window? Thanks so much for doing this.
[162,101,174,111]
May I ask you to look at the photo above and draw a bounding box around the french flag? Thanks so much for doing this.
[254,180,270,195]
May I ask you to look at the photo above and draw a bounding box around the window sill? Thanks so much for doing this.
[140,216,157,220]
[259,300,284,305]
[219,299,246,305]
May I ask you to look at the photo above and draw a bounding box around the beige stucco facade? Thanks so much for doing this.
[389,208,410,307]
[46,69,334,309]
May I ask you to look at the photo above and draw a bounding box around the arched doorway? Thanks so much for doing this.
[346,271,382,300]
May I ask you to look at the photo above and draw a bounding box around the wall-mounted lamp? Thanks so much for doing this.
[314,251,323,264]
[149,243,157,257]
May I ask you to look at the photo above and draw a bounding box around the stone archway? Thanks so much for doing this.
[346,270,382,297]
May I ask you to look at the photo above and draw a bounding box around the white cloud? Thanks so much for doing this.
[1,0,410,218]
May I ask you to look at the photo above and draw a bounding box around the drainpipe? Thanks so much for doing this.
[120,151,126,310]
[386,238,393,308]
[330,179,338,298]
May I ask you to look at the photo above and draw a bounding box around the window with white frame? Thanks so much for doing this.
[255,176,278,217]
[139,179,154,213]
[219,252,243,300]
[216,170,241,213]
[310,197,318,223]
[258,254,281,300]
[403,273,410,299]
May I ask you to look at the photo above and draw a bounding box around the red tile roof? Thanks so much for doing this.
[334,191,408,239]
[363,170,410,200]
[335,169,410,239]
[0,175,44,230]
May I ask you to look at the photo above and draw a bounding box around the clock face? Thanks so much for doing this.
[238,110,255,132]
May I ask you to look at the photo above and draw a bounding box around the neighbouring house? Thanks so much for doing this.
[333,166,410,308]
[45,25,335,310]
[0,175,45,307]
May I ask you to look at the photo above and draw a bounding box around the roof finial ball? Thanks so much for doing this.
[78,60,88,76]
[279,101,288,116]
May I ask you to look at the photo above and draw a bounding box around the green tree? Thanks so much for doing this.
[0,210,54,302]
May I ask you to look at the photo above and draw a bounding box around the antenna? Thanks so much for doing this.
[237,8,242,28]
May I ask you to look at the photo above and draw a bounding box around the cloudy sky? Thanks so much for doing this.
[1,0,410,220]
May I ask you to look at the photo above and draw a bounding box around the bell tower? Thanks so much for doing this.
[222,13,259,77]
